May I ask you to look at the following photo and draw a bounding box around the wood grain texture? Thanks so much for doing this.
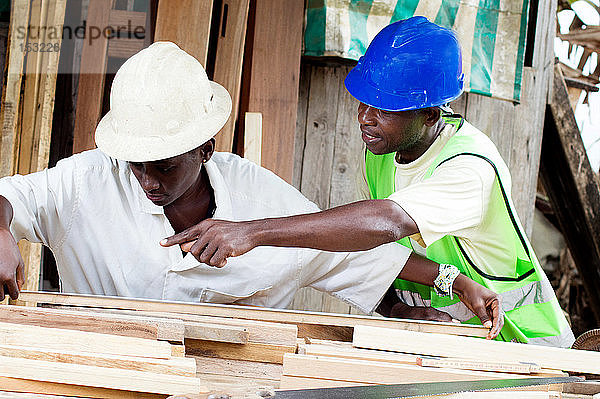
[0,377,166,399]
[243,112,262,166]
[0,305,184,342]
[72,0,111,153]
[416,356,540,374]
[300,66,340,210]
[0,0,31,177]
[279,375,369,389]
[353,325,600,374]
[292,62,311,191]
[185,339,295,364]
[191,356,282,381]
[245,0,304,183]
[17,0,44,176]
[282,353,532,385]
[21,291,489,338]
[0,355,204,395]
[0,321,174,359]
[184,321,248,344]
[45,304,298,346]
[299,342,418,364]
[154,0,212,65]
[213,0,250,152]
[0,345,196,377]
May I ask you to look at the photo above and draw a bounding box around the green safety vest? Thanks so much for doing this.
[365,116,574,347]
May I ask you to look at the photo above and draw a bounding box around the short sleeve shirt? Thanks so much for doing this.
[0,150,410,313]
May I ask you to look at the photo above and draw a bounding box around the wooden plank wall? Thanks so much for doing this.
[0,22,7,93]
[290,0,557,314]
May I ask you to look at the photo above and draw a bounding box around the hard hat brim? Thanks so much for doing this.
[95,81,232,162]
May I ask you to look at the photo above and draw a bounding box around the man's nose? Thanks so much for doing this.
[358,104,376,125]
[140,172,160,191]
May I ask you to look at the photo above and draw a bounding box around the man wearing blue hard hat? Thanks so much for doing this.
[162,17,574,347]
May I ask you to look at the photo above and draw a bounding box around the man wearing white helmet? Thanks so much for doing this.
[166,17,574,347]
[0,41,502,337]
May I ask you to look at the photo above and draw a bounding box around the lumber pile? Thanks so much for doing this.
[0,308,204,397]
[12,291,495,395]
[13,292,597,397]
[280,324,600,394]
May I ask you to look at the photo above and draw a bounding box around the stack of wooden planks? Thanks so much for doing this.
[14,292,600,398]
[0,305,205,397]
[13,291,492,395]
[280,324,600,398]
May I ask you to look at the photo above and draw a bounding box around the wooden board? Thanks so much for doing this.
[0,355,204,395]
[192,356,282,381]
[299,342,562,376]
[0,0,31,177]
[154,0,212,66]
[282,354,534,385]
[47,305,298,346]
[21,291,490,338]
[416,356,541,374]
[352,325,600,375]
[213,0,250,152]
[0,305,185,342]
[243,112,262,165]
[0,321,174,359]
[0,377,165,399]
[0,345,196,377]
[186,339,295,364]
[279,375,369,389]
[244,0,304,183]
[299,342,419,364]
[72,0,112,154]
[184,321,248,344]
[539,66,600,322]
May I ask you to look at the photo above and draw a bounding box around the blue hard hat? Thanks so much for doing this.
[345,16,464,112]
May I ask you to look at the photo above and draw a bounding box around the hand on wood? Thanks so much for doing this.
[453,275,504,340]
[0,228,25,300]
[389,302,455,322]
[160,219,259,267]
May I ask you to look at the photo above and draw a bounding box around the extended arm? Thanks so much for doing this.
[162,199,418,266]
[0,195,25,300]
[379,253,503,339]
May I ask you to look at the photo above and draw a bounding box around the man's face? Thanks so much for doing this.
[357,102,426,155]
[129,149,204,207]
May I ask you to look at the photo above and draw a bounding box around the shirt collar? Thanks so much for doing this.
[129,156,234,220]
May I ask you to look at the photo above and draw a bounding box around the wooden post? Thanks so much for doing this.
[243,0,304,183]
[243,112,261,165]
[539,65,600,323]
[0,0,31,177]
[154,0,213,66]
[213,0,250,153]
[72,0,112,154]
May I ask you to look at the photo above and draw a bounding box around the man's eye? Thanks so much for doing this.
[159,166,175,173]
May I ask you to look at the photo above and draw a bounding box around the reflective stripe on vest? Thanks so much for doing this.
[365,116,574,347]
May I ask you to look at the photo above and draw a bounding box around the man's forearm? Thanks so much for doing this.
[250,199,419,252]
[0,195,13,230]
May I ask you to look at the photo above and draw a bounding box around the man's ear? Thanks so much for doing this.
[200,138,216,163]
[423,107,442,127]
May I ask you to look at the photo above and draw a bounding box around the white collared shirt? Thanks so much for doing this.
[0,150,409,313]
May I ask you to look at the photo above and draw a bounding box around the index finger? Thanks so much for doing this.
[161,226,200,247]
[488,299,503,340]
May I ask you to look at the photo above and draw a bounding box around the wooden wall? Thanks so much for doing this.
[289,0,557,314]
[0,22,7,93]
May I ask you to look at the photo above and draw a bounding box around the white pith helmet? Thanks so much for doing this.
[95,41,232,162]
